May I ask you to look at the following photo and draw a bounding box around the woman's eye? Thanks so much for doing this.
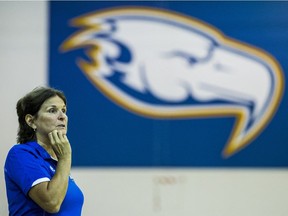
[62,109,67,113]
[48,108,57,113]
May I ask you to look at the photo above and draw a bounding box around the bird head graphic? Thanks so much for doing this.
[60,7,284,157]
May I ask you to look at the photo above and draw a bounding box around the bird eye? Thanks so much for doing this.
[187,56,198,65]
[169,51,198,66]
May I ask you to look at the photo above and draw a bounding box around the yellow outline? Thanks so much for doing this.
[60,7,284,157]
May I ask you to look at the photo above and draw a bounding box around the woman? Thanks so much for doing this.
[4,86,84,215]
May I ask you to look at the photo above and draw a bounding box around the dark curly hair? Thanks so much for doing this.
[16,86,67,144]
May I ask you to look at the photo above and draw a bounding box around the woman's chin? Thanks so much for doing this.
[57,128,67,135]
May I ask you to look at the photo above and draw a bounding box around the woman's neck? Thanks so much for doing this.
[37,139,58,160]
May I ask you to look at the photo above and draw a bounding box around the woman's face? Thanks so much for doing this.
[34,95,68,139]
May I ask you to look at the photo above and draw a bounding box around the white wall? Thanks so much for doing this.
[1,2,288,216]
[0,2,47,214]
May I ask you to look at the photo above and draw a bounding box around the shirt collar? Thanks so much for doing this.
[26,141,55,161]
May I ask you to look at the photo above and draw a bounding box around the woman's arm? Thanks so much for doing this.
[28,130,71,213]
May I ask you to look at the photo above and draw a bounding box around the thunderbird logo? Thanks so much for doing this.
[61,7,284,157]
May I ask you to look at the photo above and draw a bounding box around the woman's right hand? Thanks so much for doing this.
[48,130,72,160]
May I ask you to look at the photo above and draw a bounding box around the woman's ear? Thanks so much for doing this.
[25,114,36,130]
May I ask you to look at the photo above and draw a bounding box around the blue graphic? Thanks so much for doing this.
[49,1,288,167]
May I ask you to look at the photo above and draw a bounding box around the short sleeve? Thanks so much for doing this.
[5,146,51,195]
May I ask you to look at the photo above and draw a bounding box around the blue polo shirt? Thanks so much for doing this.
[4,141,84,216]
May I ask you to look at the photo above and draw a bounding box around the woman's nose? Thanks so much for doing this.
[58,111,67,120]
